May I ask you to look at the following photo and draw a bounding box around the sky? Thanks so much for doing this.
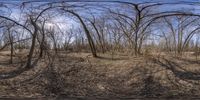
[1,0,200,27]
[0,0,200,3]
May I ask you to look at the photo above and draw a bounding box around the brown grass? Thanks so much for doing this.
[0,51,200,98]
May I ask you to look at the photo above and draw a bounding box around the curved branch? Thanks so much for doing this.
[0,15,32,34]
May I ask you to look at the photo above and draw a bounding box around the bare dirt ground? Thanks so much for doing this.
[0,51,200,99]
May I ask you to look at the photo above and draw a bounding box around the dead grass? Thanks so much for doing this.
[0,51,200,98]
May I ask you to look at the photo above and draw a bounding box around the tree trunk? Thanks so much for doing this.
[67,10,97,57]
[26,18,38,68]
[8,30,13,64]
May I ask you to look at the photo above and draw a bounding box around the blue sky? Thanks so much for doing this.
[0,0,200,3]
[2,0,200,29]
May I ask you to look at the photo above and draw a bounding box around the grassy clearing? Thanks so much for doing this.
[0,51,200,98]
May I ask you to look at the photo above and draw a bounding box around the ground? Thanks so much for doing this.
[0,51,200,99]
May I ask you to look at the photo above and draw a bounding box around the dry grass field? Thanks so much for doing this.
[0,51,199,99]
